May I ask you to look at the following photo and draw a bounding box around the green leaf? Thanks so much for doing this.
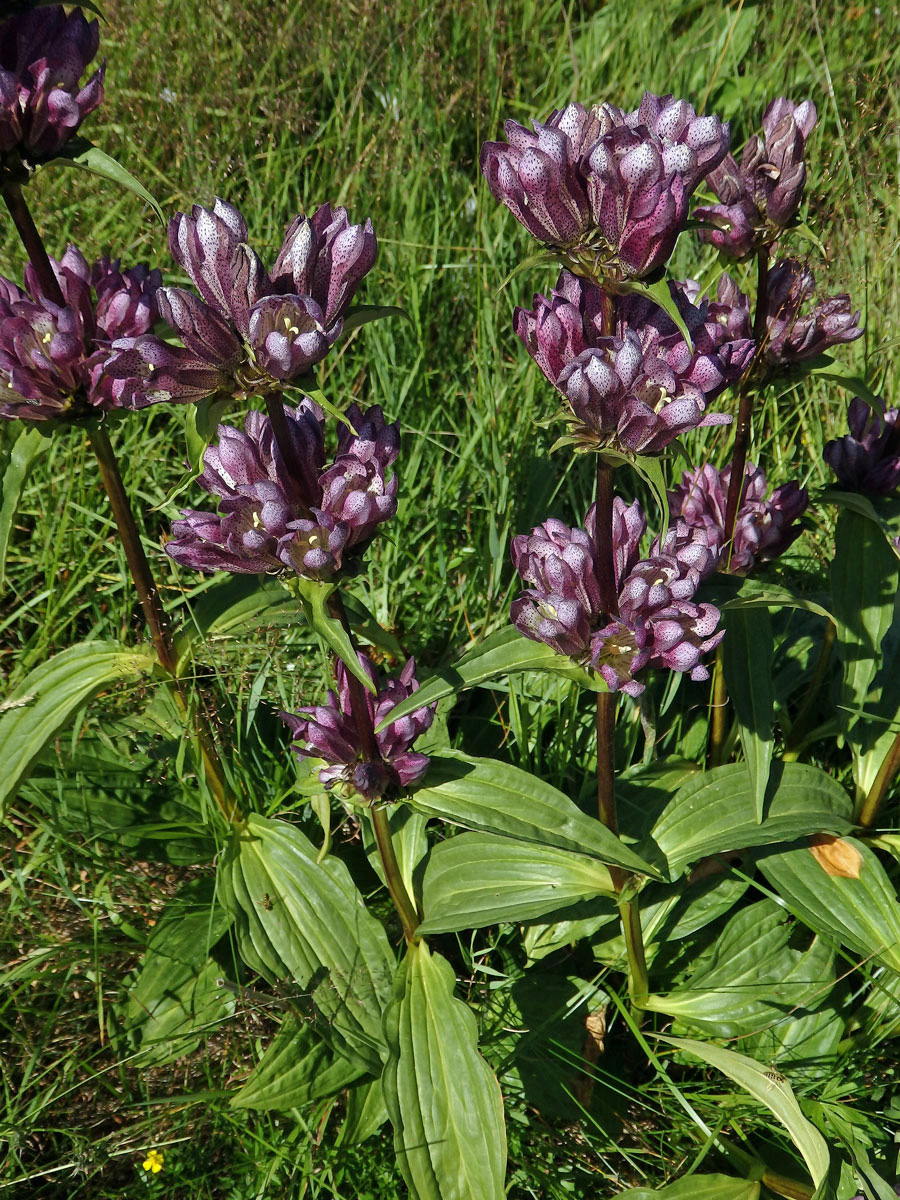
[830,509,899,736]
[341,304,413,335]
[231,1015,365,1110]
[413,751,660,877]
[656,1035,830,1188]
[808,364,882,410]
[0,425,46,590]
[759,836,900,975]
[625,276,693,352]
[721,607,774,823]
[185,394,232,475]
[45,138,164,222]
[382,942,506,1200]
[617,1176,760,1200]
[650,762,853,879]
[185,575,296,642]
[418,833,615,932]
[709,574,834,623]
[294,577,377,693]
[221,813,395,1072]
[523,900,619,961]
[303,386,356,428]
[120,878,234,1067]
[340,1078,389,1144]
[631,452,670,538]
[0,641,156,818]
[378,626,603,730]
[645,899,834,1035]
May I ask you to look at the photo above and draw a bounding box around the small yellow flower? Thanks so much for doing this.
[142,1149,164,1174]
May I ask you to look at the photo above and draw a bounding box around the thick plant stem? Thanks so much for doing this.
[328,592,420,942]
[858,726,900,829]
[1,181,65,306]
[707,647,728,768]
[722,246,770,546]
[618,892,649,1009]
[89,426,238,823]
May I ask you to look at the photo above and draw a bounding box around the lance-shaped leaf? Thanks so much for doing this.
[0,641,156,818]
[649,762,853,879]
[295,577,377,693]
[382,942,506,1200]
[412,751,659,877]
[378,625,602,730]
[721,607,774,823]
[46,139,164,222]
[656,1035,830,1189]
[231,1014,366,1110]
[644,899,834,1035]
[0,425,47,590]
[418,833,615,933]
[340,304,413,335]
[221,814,395,1072]
[617,1176,760,1200]
[830,508,898,737]
[759,836,900,975]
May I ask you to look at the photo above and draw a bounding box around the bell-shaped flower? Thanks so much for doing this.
[669,460,808,573]
[482,92,728,283]
[824,397,900,495]
[696,98,817,258]
[762,258,862,366]
[0,4,105,164]
[281,654,435,801]
[166,400,398,580]
[0,245,161,421]
[107,198,376,407]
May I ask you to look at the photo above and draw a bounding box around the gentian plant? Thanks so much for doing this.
[4,7,900,1198]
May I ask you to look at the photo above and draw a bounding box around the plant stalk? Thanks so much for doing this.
[618,892,648,1009]
[707,647,728,768]
[858,722,900,829]
[327,592,420,942]
[1,180,65,306]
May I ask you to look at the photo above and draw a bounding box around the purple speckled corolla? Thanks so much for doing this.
[281,653,435,801]
[696,98,817,259]
[0,246,161,421]
[480,92,729,282]
[106,198,377,406]
[761,258,862,366]
[0,4,105,161]
[511,497,722,695]
[166,400,399,580]
[669,460,808,574]
[824,397,900,495]
[515,269,752,455]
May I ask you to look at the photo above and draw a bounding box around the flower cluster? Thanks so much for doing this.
[515,269,752,455]
[282,654,435,801]
[511,498,722,695]
[669,461,808,574]
[0,246,160,421]
[167,400,399,580]
[697,98,817,258]
[824,397,900,495]
[107,198,376,406]
[761,258,862,366]
[481,92,729,282]
[0,4,104,165]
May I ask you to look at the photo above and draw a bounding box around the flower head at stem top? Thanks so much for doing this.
[481,92,729,285]
[824,397,900,495]
[0,4,105,173]
[669,460,808,574]
[105,198,377,407]
[166,399,399,581]
[696,97,817,259]
[761,258,862,367]
[281,653,435,802]
[510,498,722,695]
[0,246,161,421]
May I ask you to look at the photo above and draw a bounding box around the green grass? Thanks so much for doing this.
[2,0,900,1195]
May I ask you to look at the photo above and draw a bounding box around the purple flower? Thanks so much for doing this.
[0,245,161,421]
[824,397,900,495]
[696,98,817,258]
[669,461,808,574]
[166,400,398,580]
[762,258,862,366]
[511,497,722,694]
[107,198,376,407]
[281,654,435,801]
[0,5,105,163]
[481,92,729,283]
